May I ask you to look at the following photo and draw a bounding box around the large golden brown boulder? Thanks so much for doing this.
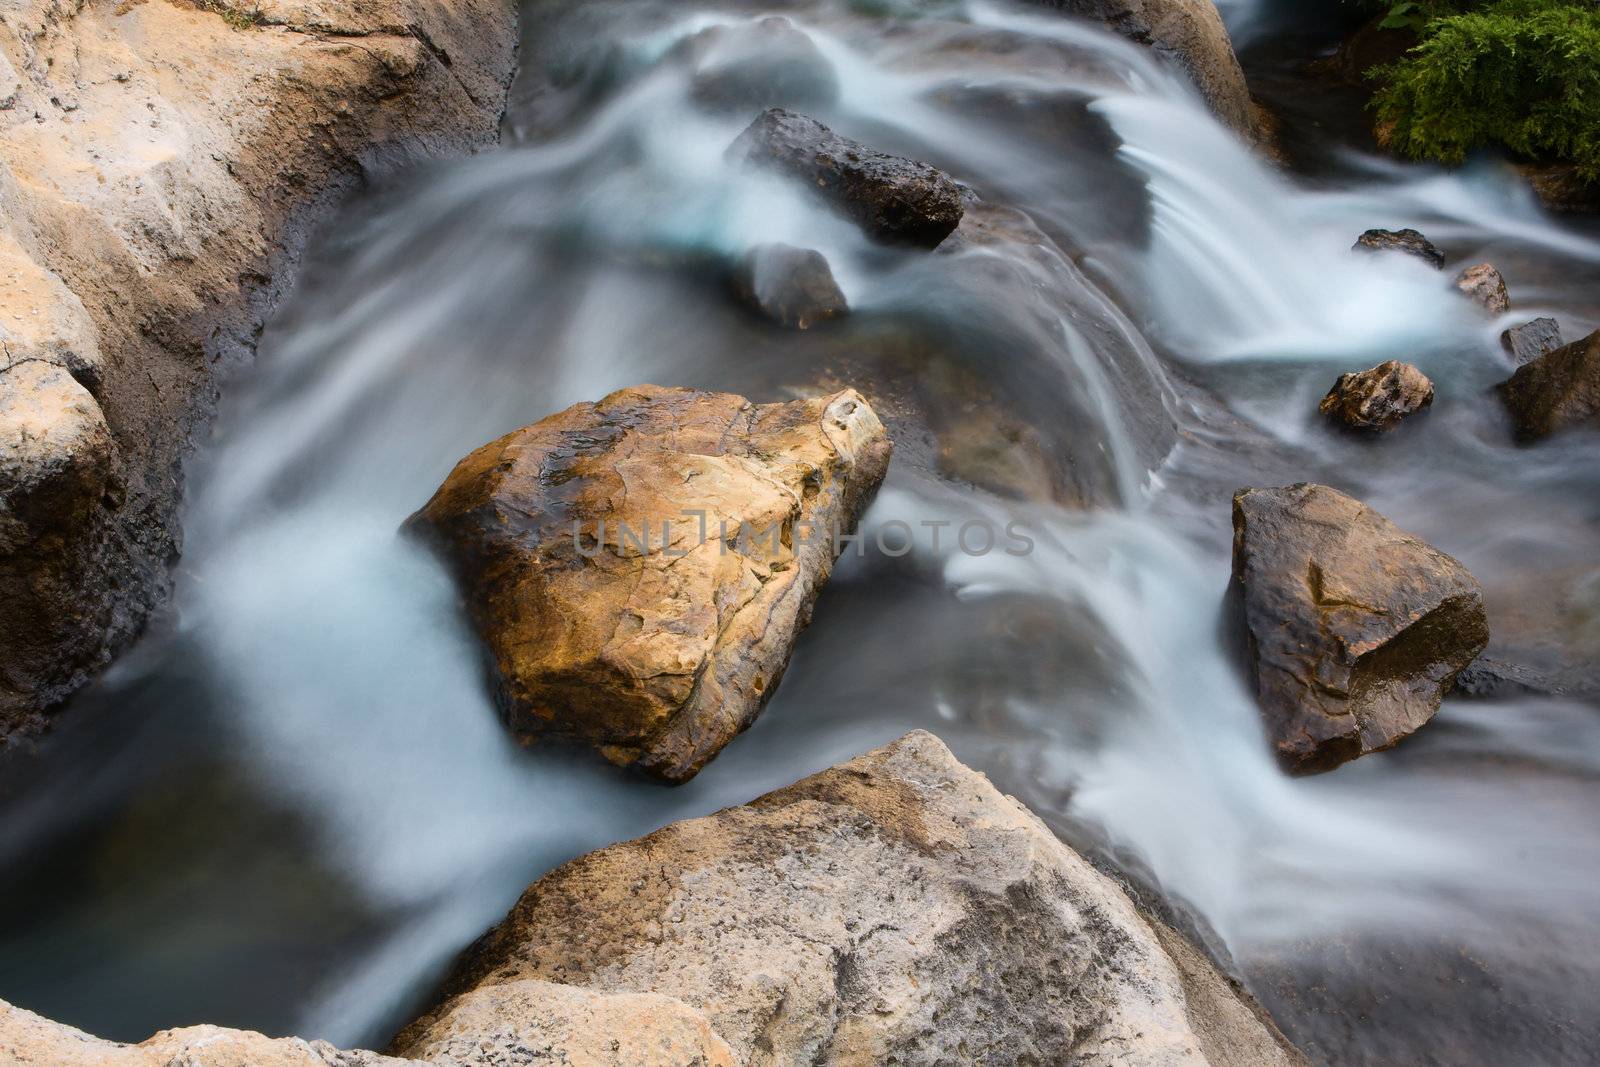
[407,385,892,783]
[1499,329,1600,441]
[1232,485,1489,774]
[394,731,1306,1066]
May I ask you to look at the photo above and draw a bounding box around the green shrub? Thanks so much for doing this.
[1369,0,1600,179]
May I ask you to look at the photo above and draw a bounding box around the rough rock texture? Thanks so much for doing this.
[0,997,409,1067]
[1033,0,1267,145]
[394,731,1305,1067]
[731,243,848,329]
[681,16,838,114]
[396,980,736,1067]
[1352,228,1445,268]
[1455,262,1510,313]
[730,108,964,248]
[1499,329,1600,441]
[406,385,892,783]
[1501,317,1564,366]
[1318,360,1434,432]
[0,0,517,745]
[1232,484,1489,774]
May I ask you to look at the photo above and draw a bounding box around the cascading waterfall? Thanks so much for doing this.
[2,0,1597,1062]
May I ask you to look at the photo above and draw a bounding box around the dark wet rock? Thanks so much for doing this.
[395,731,1307,1066]
[731,243,848,329]
[730,108,965,248]
[1318,360,1433,432]
[1520,162,1600,215]
[1231,484,1489,774]
[682,17,839,113]
[1498,329,1600,441]
[1500,317,1563,366]
[1455,263,1510,314]
[1352,228,1445,268]
[1032,0,1270,147]
[405,385,891,783]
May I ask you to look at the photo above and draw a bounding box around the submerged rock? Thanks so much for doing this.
[683,17,839,113]
[730,108,965,248]
[731,243,848,329]
[406,385,891,783]
[1500,317,1563,366]
[394,731,1306,1066]
[1318,360,1434,432]
[1231,484,1489,774]
[1499,329,1600,441]
[1352,227,1445,268]
[1455,262,1510,314]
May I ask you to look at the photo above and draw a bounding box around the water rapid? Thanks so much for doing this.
[2,1,1597,1063]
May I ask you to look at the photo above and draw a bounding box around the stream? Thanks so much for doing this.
[2,1,1598,1063]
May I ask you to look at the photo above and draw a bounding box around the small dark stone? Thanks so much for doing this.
[1453,658,1562,700]
[1352,227,1445,269]
[1498,328,1600,441]
[731,243,847,329]
[1454,262,1510,314]
[1500,317,1563,366]
[1319,360,1433,432]
[729,108,964,248]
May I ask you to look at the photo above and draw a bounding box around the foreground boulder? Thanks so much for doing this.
[1352,228,1445,268]
[1501,317,1563,366]
[681,16,839,113]
[1318,360,1433,432]
[0,988,730,1067]
[731,243,848,329]
[1454,263,1510,313]
[730,108,964,247]
[0,998,407,1066]
[1499,329,1600,441]
[407,385,892,783]
[394,731,1305,1066]
[1232,484,1489,774]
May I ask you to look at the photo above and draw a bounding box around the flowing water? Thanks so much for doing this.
[2,1,1599,1063]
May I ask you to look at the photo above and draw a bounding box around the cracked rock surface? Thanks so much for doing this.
[1232,484,1489,774]
[393,730,1306,1067]
[406,384,892,783]
[0,0,516,744]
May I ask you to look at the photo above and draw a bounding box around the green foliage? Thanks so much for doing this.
[1369,0,1600,179]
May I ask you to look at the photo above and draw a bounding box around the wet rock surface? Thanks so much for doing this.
[1499,329,1600,441]
[730,108,965,247]
[395,731,1306,1067]
[1352,228,1445,268]
[1318,360,1433,432]
[1501,317,1564,366]
[683,16,840,113]
[1031,0,1269,145]
[406,385,892,783]
[1455,263,1510,314]
[731,243,848,329]
[1231,484,1489,774]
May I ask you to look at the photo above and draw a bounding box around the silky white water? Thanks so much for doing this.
[2,1,1597,1062]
